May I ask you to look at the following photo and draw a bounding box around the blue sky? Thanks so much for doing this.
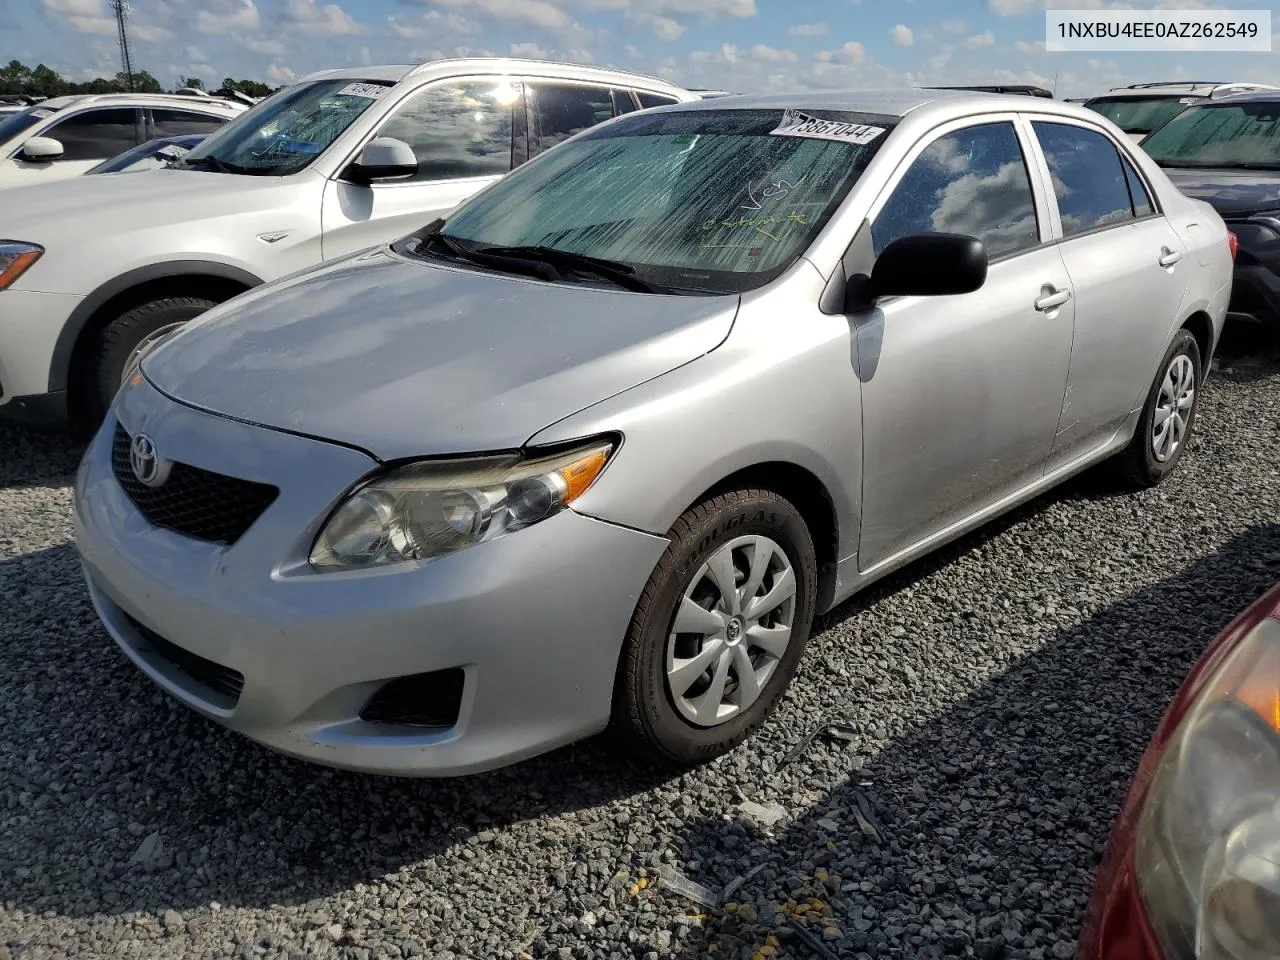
[4,0,1278,97]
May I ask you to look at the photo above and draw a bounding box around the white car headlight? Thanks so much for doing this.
[0,241,43,290]
[309,439,615,569]
[1135,616,1280,960]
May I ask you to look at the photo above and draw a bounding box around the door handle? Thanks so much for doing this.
[1159,247,1183,267]
[1034,288,1072,312]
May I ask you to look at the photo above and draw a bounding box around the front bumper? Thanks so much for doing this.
[74,377,668,776]
[0,289,82,419]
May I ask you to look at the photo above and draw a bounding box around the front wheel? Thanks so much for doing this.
[84,296,217,425]
[612,488,818,766]
[1112,328,1202,488]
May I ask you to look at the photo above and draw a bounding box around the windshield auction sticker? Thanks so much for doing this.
[770,110,884,146]
[338,82,387,100]
[1046,9,1270,51]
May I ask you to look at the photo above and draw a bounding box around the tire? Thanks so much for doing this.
[84,296,217,426]
[612,488,818,766]
[1112,328,1202,488]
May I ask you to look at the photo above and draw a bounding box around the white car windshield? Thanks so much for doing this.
[0,105,54,142]
[180,78,392,176]
[424,107,895,294]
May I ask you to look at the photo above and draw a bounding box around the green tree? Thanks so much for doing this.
[178,75,205,90]
[0,59,33,94]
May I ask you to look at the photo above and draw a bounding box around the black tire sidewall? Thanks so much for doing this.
[628,492,817,765]
[1136,330,1202,483]
[91,298,215,421]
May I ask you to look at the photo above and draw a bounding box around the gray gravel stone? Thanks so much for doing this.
[1,338,1278,960]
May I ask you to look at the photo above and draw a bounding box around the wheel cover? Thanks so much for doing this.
[120,322,188,388]
[665,534,797,728]
[1152,353,1195,464]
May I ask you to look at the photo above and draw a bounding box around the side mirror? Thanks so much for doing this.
[343,137,417,184]
[19,136,64,162]
[863,233,988,302]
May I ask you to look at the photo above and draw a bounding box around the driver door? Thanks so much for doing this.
[854,117,1076,571]
[320,78,527,261]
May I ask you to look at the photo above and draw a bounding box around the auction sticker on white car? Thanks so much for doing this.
[770,109,885,145]
[338,82,387,100]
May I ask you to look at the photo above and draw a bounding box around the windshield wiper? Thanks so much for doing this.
[415,227,561,283]
[477,244,658,293]
[180,154,254,175]
[1158,159,1280,170]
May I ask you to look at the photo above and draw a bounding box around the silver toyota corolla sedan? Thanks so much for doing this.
[74,89,1234,776]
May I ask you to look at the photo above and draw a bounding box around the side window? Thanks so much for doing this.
[636,91,680,110]
[872,121,1040,260]
[151,109,227,138]
[1032,121,1134,237]
[612,90,638,115]
[532,83,616,152]
[43,108,138,161]
[1121,154,1154,217]
[376,79,515,182]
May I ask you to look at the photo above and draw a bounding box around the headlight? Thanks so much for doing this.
[1135,616,1280,960]
[0,241,43,290]
[309,439,614,569]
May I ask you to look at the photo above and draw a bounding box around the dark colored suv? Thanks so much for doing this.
[1141,92,1280,329]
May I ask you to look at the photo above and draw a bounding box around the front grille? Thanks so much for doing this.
[111,424,278,545]
[360,669,466,729]
[124,613,245,707]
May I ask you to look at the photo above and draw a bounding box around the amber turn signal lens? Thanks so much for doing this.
[559,449,610,503]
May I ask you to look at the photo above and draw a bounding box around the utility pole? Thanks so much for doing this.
[112,0,135,92]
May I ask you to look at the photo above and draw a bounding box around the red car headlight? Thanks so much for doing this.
[1134,616,1280,959]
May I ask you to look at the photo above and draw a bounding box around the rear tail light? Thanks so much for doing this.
[1228,231,1239,261]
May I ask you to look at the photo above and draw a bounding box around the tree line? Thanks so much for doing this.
[0,60,276,99]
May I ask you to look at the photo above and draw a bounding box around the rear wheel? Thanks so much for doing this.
[1112,328,1202,488]
[612,488,818,766]
[84,296,216,425]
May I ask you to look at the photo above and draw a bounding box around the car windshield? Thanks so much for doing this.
[180,78,392,176]
[0,105,55,142]
[426,107,895,294]
[88,136,204,174]
[1085,95,1195,134]
[1141,100,1280,168]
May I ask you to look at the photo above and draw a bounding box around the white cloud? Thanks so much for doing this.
[815,41,865,65]
[576,0,755,16]
[964,30,996,48]
[131,23,174,42]
[625,43,642,58]
[751,44,797,62]
[510,40,549,58]
[891,24,914,46]
[1015,39,1045,53]
[279,0,363,37]
[627,11,684,40]
[788,22,827,37]
[388,8,476,39]
[195,0,260,35]
[242,34,284,54]
[266,62,296,84]
[40,0,114,36]
[185,45,208,61]
[941,19,968,34]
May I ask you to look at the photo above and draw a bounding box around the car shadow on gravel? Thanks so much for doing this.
[0,422,84,490]
[665,522,1280,960]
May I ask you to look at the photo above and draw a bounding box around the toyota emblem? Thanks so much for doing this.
[129,432,171,488]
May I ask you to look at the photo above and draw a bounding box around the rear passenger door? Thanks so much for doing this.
[321,77,526,261]
[1026,119,1191,471]
[526,81,624,158]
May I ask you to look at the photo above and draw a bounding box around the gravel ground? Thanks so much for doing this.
[2,333,1279,960]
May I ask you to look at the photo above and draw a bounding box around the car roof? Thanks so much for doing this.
[1088,81,1279,101]
[661,87,1102,120]
[37,92,246,112]
[295,58,690,97]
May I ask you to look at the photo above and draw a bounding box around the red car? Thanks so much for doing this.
[1080,580,1280,959]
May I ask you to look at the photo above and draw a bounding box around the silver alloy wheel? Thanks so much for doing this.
[665,534,797,728]
[1152,353,1195,463]
[120,322,187,388]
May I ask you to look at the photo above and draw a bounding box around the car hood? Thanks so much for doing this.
[0,167,312,239]
[1163,167,1280,218]
[142,247,738,461]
